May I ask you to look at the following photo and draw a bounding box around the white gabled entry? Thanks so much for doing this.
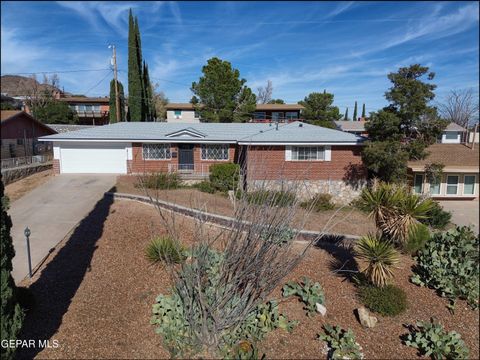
[57,142,128,174]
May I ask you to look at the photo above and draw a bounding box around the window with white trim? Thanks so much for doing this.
[291,146,324,161]
[464,175,476,195]
[201,144,229,160]
[446,175,459,195]
[143,144,171,160]
[413,174,424,194]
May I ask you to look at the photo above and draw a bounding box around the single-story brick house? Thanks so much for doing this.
[39,121,367,202]
[408,143,479,200]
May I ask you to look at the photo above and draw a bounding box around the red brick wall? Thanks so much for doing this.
[246,145,366,181]
[53,159,60,174]
[128,143,237,174]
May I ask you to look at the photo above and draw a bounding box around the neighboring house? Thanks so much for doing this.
[437,122,465,144]
[46,124,95,133]
[334,120,369,136]
[165,103,305,123]
[1,110,57,159]
[39,121,366,203]
[408,143,479,200]
[58,96,110,125]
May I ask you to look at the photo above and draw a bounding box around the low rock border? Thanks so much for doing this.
[106,192,360,244]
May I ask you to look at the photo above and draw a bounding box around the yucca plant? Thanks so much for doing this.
[355,234,400,287]
[145,236,187,264]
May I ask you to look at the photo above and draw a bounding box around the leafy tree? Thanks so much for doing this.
[299,91,342,128]
[191,57,256,122]
[353,101,358,121]
[268,99,285,104]
[362,141,409,183]
[1,102,16,110]
[109,79,125,123]
[362,103,366,118]
[344,107,349,121]
[1,178,24,360]
[33,99,78,124]
[366,110,402,141]
[127,9,143,121]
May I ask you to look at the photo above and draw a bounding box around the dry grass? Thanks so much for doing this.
[18,199,479,359]
[4,169,53,203]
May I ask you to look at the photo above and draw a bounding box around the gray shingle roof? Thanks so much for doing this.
[334,120,367,132]
[39,121,363,144]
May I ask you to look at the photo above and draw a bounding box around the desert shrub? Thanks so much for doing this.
[259,225,296,246]
[403,223,431,255]
[411,226,479,309]
[245,190,296,207]
[151,247,297,358]
[358,284,408,316]
[420,201,452,230]
[209,163,240,192]
[282,277,325,316]
[354,234,400,287]
[403,318,469,359]
[301,193,335,211]
[193,180,216,194]
[145,236,186,264]
[136,173,180,190]
[318,324,364,360]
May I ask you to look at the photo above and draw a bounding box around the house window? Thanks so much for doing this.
[142,144,171,160]
[445,132,458,140]
[254,112,266,120]
[94,105,101,112]
[201,144,229,160]
[446,175,459,195]
[464,175,476,195]
[292,146,324,161]
[85,105,93,111]
[272,112,284,121]
[17,138,24,145]
[174,110,182,118]
[429,177,441,195]
[413,174,424,194]
[285,112,298,120]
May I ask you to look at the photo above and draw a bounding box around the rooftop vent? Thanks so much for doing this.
[299,123,303,127]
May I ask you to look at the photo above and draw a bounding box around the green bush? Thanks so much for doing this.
[420,201,452,230]
[145,237,186,264]
[245,190,296,207]
[136,173,180,190]
[209,163,240,192]
[193,180,216,194]
[301,193,335,211]
[403,318,469,359]
[258,225,296,246]
[358,284,408,316]
[403,223,431,255]
[282,277,325,316]
[411,226,479,309]
[318,324,363,360]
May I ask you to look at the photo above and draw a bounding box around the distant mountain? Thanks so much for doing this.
[0,75,64,97]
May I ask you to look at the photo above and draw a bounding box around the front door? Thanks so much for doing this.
[178,144,194,171]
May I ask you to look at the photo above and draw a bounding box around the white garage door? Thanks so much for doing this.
[60,142,128,174]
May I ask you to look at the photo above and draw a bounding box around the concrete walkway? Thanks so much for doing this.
[9,174,117,283]
[438,200,479,233]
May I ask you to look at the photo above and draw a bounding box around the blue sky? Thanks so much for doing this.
[1,1,479,114]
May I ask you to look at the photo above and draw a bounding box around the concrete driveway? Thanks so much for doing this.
[438,200,479,233]
[9,174,117,283]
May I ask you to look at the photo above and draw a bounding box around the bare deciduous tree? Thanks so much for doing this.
[438,89,479,128]
[256,80,273,104]
[22,74,60,115]
[152,83,169,121]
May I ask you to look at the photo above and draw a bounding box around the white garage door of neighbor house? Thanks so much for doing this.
[60,142,128,174]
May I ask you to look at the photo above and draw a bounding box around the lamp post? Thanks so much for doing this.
[24,227,32,278]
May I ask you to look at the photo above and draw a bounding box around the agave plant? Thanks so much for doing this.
[355,234,400,287]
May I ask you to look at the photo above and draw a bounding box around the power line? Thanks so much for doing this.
[2,68,112,76]
[82,70,113,96]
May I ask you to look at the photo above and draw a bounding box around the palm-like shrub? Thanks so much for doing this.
[357,181,433,245]
[145,236,186,264]
[355,234,400,287]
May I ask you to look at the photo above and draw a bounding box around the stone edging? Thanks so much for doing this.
[106,192,360,244]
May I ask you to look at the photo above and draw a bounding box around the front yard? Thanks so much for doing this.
[18,199,479,359]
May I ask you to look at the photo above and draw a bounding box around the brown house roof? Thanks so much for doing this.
[0,110,57,134]
[59,96,109,104]
[165,103,197,110]
[0,110,23,121]
[408,143,479,172]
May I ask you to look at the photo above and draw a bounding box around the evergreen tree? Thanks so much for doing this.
[344,107,349,121]
[362,103,366,118]
[1,177,24,360]
[299,91,342,128]
[109,79,125,123]
[143,62,155,121]
[127,9,143,121]
[353,101,358,121]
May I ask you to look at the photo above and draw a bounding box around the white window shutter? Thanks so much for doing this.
[324,146,331,161]
[285,146,292,161]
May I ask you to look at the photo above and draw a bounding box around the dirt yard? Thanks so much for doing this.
[115,175,376,236]
[4,169,53,203]
[18,199,479,359]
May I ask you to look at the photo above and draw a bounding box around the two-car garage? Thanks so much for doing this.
[54,142,129,174]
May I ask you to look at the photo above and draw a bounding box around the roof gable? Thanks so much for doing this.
[165,127,206,138]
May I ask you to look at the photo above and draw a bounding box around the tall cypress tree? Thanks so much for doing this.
[134,16,146,121]
[344,107,349,121]
[353,101,357,121]
[128,10,142,121]
[109,79,125,123]
[143,62,155,121]
[1,178,24,360]
[362,103,366,119]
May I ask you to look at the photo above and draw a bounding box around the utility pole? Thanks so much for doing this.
[110,44,121,122]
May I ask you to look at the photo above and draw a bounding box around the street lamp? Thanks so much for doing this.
[24,227,32,278]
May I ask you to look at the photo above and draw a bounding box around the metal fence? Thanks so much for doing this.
[1,154,53,170]
[167,163,210,178]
